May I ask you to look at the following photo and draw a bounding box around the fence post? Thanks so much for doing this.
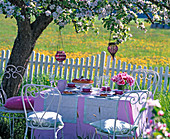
[164,66,169,93]
[34,53,40,77]
[5,50,10,68]
[39,54,44,77]
[99,51,106,78]
[116,60,121,74]
[84,57,89,78]
[64,59,69,80]
[158,67,163,92]
[94,54,100,87]
[44,55,49,75]
[106,56,111,76]
[89,56,95,80]
[127,63,131,75]
[74,58,79,79]
[49,56,54,75]
[69,58,74,82]
[79,58,84,78]
[110,57,116,89]
[54,60,58,77]
[29,51,35,82]
[0,50,5,74]
[122,62,126,73]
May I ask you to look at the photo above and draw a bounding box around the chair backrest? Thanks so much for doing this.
[0,65,25,105]
[21,84,62,128]
[113,90,149,137]
[131,69,160,96]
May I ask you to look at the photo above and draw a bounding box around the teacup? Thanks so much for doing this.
[67,83,76,88]
[115,90,123,95]
[82,88,91,92]
[101,86,111,91]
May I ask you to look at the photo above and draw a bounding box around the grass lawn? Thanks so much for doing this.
[0,15,170,69]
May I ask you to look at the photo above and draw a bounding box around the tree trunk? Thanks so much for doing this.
[2,15,53,98]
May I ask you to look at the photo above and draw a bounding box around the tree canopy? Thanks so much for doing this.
[0,0,169,44]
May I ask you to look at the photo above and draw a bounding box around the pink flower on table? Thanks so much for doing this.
[117,79,125,85]
[122,72,128,80]
[158,110,164,116]
[111,72,134,86]
[111,76,118,82]
[126,76,135,86]
[147,99,161,108]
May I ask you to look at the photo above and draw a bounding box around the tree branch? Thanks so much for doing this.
[137,4,154,24]
[31,14,53,44]
[72,20,79,33]
[148,0,170,10]
[8,0,26,8]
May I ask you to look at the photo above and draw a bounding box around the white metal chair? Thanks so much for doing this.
[131,69,160,96]
[0,64,26,138]
[21,84,64,139]
[90,90,150,139]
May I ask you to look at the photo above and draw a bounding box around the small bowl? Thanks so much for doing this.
[115,90,124,95]
[67,83,76,88]
[82,88,91,92]
[101,86,111,91]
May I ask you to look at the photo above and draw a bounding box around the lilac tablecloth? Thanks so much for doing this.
[33,88,150,139]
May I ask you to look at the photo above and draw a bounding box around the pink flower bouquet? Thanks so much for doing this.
[111,72,135,86]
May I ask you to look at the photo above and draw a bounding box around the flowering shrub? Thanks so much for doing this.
[144,99,170,139]
[111,72,135,86]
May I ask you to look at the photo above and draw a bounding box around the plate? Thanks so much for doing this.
[100,90,111,93]
[81,91,92,93]
[94,93,113,98]
[62,91,77,95]
[66,86,77,89]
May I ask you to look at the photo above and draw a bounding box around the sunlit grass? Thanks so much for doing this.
[0,15,169,69]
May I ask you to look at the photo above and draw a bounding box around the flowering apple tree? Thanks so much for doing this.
[0,0,169,97]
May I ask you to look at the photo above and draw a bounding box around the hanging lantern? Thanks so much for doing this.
[55,51,66,66]
[107,42,118,60]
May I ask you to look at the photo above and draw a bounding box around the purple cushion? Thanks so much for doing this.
[4,96,34,110]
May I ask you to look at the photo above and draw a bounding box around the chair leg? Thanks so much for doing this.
[12,114,15,139]
[9,113,12,138]
[61,129,64,139]
[31,128,34,139]
[92,132,95,139]
[24,126,28,139]
[55,126,64,139]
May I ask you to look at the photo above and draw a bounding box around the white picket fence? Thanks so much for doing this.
[0,50,169,92]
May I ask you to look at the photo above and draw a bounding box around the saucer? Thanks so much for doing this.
[94,93,113,98]
[62,91,77,95]
[67,86,76,88]
[81,91,92,93]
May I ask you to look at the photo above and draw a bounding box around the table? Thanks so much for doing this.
[34,88,150,139]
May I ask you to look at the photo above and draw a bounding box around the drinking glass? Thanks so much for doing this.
[49,74,55,87]
[104,75,110,93]
[95,76,102,93]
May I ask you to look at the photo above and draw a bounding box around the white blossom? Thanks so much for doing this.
[45,10,51,16]
[52,12,58,19]
[49,4,55,10]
